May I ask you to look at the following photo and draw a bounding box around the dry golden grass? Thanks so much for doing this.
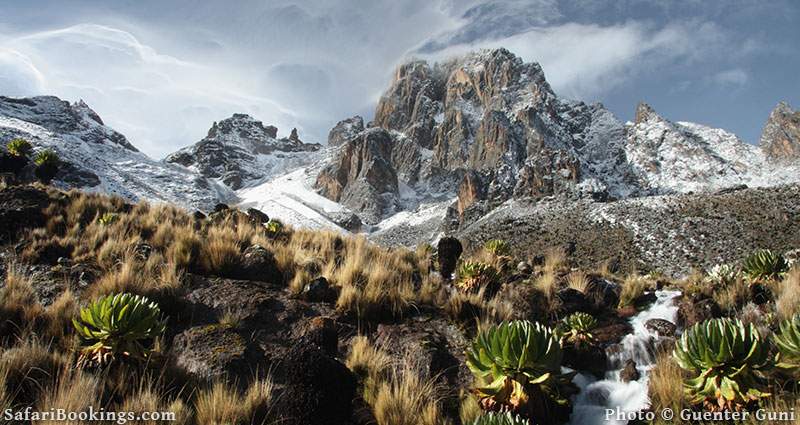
[458,392,481,425]
[566,270,590,293]
[36,370,102,421]
[371,367,450,425]
[534,269,558,301]
[713,275,749,313]
[41,289,78,344]
[194,379,273,425]
[0,264,44,339]
[1,340,70,406]
[543,247,567,273]
[199,226,243,276]
[648,353,686,414]
[776,268,800,321]
[618,273,650,308]
[346,336,392,404]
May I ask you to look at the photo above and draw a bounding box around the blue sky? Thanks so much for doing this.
[0,0,797,157]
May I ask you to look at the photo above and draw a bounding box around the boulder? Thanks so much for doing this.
[584,277,620,312]
[563,343,608,378]
[644,319,677,337]
[171,324,262,385]
[516,261,532,275]
[556,288,592,316]
[235,245,282,283]
[372,318,471,389]
[275,344,357,425]
[302,276,337,303]
[328,211,363,232]
[246,208,269,225]
[437,236,462,281]
[620,359,641,382]
[298,317,338,357]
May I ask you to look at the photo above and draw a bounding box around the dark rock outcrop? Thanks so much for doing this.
[275,344,356,425]
[172,324,261,385]
[0,186,49,244]
[437,236,463,280]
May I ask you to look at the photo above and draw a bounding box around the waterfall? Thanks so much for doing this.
[568,290,681,425]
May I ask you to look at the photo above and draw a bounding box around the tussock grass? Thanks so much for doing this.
[648,353,686,415]
[534,269,558,301]
[776,268,800,321]
[372,367,450,425]
[346,336,392,404]
[194,379,273,425]
[0,264,44,340]
[543,247,567,273]
[618,273,650,308]
[566,270,590,293]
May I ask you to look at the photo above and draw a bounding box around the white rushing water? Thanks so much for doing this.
[569,290,682,425]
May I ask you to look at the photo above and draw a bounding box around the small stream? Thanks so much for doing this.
[569,290,682,425]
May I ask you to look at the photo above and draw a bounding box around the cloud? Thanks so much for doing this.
[0,24,301,158]
[0,0,782,156]
[0,48,46,96]
[415,20,739,100]
[711,68,749,86]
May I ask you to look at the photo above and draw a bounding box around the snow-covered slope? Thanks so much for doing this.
[165,114,322,190]
[237,163,351,231]
[0,96,234,211]
[624,103,800,194]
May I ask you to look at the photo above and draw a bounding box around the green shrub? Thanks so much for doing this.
[466,320,575,417]
[775,313,800,380]
[33,149,60,184]
[7,138,32,157]
[484,239,510,256]
[266,219,283,235]
[472,412,530,425]
[34,149,60,166]
[672,318,770,410]
[560,312,597,346]
[743,249,787,281]
[456,261,500,293]
[97,212,118,225]
[73,293,166,367]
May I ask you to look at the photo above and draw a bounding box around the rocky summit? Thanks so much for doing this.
[166,114,322,190]
[313,48,800,229]
[760,101,800,161]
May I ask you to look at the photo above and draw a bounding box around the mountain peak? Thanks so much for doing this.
[760,101,800,161]
[633,102,660,125]
[166,114,321,190]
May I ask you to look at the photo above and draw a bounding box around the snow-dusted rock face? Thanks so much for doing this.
[316,48,800,228]
[166,114,322,190]
[0,96,234,211]
[760,102,800,161]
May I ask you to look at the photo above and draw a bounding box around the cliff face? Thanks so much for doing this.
[760,102,800,161]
